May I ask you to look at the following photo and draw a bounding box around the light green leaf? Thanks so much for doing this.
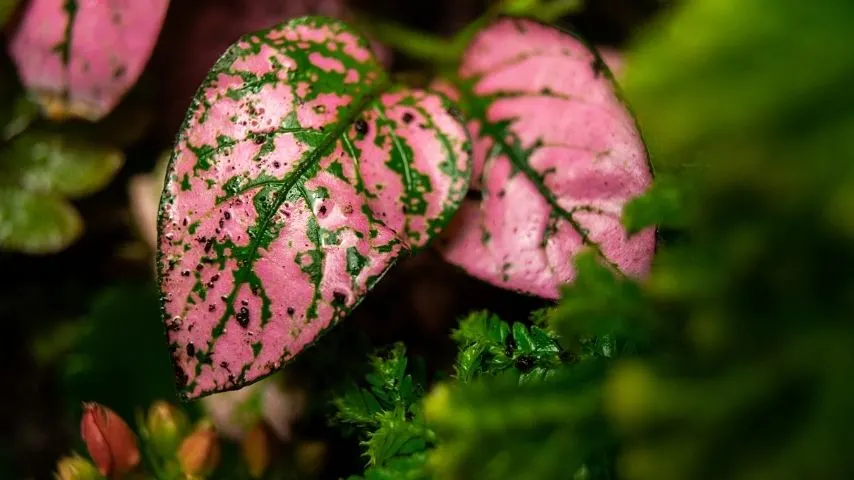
[0,131,124,198]
[0,188,82,254]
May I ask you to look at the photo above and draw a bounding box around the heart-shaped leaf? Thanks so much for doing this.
[157,17,470,399]
[8,0,169,121]
[436,18,655,299]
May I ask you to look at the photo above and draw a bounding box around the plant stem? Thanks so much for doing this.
[356,16,460,65]
[356,0,585,67]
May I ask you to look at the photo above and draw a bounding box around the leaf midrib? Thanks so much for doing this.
[202,81,391,369]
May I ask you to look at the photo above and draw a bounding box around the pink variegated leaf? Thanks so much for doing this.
[152,0,394,141]
[8,0,169,121]
[158,17,470,399]
[436,18,655,299]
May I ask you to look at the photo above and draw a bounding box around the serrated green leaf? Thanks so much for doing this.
[334,385,384,426]
[0,131,124,198]
[364,409,428,467]
[0,188,82,254]
[426,360,615,480]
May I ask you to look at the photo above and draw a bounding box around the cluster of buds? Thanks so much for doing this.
[54,401,225,479]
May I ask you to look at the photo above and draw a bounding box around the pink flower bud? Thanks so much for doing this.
[80,402,140,478]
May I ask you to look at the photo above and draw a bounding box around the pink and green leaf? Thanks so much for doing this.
[436,18,655,299]
[8,0,169,121]
[157,17,470,399]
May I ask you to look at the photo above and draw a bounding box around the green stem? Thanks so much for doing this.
[355,16,459,65]
[355,0,584,67]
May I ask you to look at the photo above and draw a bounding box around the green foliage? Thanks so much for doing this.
[605,1,854,478]
[337,1,854,478]
[622,174,693,235]
[452,310,565,383]
[425,271,629,480]
[426,360,615,480]
[33,284,182,423]
[0,130,123,254]
[0,0,17,28]
[333,312,570,479]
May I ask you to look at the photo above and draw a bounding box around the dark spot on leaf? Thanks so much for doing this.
[220,361,229,369]
[181,270,190,277]
[515,355,534,372]
[287,307,295,316]
[540,87,553,95]
[186,343,196,357]
[559,349,575,363]
[313,105,326,114]
[212,274,220,281]
[402,112,414,124]
[236,307,250,327]
[318,205,327,216]
[241,299,249,306]
[220,295,228,302]
[173,363,188,387]
[224,211,231,220]
[446,106,462,121]
[343,204,353,215]
[418,123,428,129]
[354,118,368,135]
[498,189,506,198]
[591,56,608,77]
[219,218,224,228]
[505,335,517,357]
[204,239,214,253]
[112,65,126,79]
[182,218,188,226]
[273,161,280,168]
[208,304,216,312]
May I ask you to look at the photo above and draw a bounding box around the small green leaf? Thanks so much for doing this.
[0,188,82,254]
[0,131,124,198]
[623,174,694,234]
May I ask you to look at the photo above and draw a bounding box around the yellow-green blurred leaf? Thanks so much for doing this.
[0,0,18,27]
[0,131,124,198]
[0,187,82,254]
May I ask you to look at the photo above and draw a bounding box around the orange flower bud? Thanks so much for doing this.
[55,455,99,480]
[241,422,271,479]
[178,422,220,476]
[80,402,140,478]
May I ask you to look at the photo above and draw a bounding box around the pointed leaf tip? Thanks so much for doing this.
[157,17,470,399]
[436,18,655,299]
